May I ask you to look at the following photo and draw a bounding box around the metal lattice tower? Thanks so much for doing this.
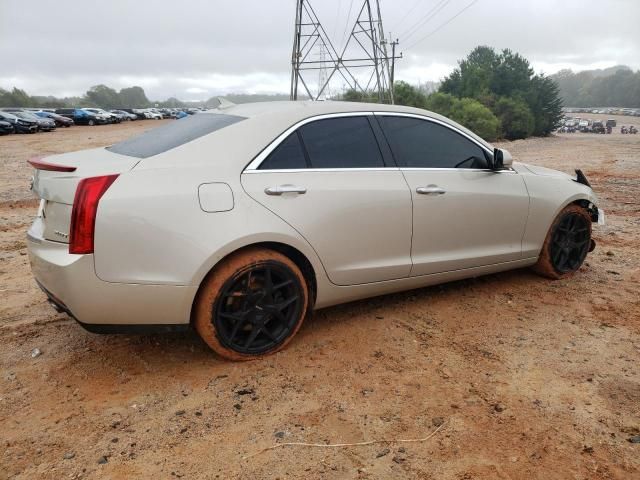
[290,0,401,103]
[317,40,330,100]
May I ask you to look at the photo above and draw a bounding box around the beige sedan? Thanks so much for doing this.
[26,101,602,360]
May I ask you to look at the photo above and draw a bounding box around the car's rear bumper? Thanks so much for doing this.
[26,225,197,331]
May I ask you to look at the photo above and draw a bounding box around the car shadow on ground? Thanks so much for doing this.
[51,266,543,370]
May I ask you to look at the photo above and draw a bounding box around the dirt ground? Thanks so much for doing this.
[1,117,639,480]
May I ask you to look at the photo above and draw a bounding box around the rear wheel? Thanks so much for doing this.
[88,119,95,126]
[194,248,308,361]
[533,205,592,279]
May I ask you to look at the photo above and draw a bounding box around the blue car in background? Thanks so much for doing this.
[176,110,189,119]
[55,108,106,126]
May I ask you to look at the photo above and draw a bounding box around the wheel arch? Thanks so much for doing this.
[189,240,318,325]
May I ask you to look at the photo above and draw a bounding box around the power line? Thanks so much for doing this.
[340,0,356,51]
[388,0,423,34]
[332,0,343,40]
[397,0,451,42]
[405,0,480,49]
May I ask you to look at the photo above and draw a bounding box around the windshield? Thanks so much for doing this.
[15,112,39,120]
[107,112,246,158]
[0,112,19,121]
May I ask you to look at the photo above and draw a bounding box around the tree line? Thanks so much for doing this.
[551,66,640,108]
[344,46,564,141]
[0,85,156,109]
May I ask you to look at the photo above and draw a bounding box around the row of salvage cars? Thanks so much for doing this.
[0,107,198,135]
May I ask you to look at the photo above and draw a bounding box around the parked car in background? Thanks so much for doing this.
[35,111,74,128]
[143,108,163,120]
[176,110,189,119]
[121,109,148,120]
[155,108,173,119]
[0,111,37,133]
[110,110,137,121]
[5,110,56,132]
[25,101,602,360]
[578,119,592,132]
[606,119,617,128]
[0,119,14,135]
[591,121,605,134]
[82,108,119,124]
[55,108,105,126]
[108,110,126,122]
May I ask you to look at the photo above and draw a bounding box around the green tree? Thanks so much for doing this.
[527,75,564,135]
[0,87,34,107]
[340,89,377,103]
[423,92,458,117]
[493,97,534,140]
[393,81,427,108]
[440,46,499,99]
[424,93,499,141]
[450,98,500,141]
[118,86,150,108]
[85,85,120,109]
[440,46,563,138]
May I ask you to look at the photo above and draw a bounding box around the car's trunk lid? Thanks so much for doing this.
[30,148,138,243]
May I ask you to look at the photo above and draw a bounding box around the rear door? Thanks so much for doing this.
[376,114,530,276]
[241,114,413,286]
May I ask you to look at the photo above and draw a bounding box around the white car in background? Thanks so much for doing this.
[26,101,602,360]
[143,109,163,120]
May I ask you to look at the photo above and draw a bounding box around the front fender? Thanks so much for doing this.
[521,173,598,258]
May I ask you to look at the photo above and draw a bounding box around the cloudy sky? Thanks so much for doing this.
[1,0,638,101]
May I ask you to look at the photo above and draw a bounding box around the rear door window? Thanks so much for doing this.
[299,117,385,169]
[259,132,308,170]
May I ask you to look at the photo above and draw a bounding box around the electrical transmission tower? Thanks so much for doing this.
[290,0,401,103]
[317,40,330,100]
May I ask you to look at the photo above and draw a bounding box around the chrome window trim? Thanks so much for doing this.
[243,110,505,173]
[244,167,398,174]
[244,112,377,171]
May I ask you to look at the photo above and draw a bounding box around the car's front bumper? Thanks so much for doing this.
[15,123,37,133]
[26,220,196,332]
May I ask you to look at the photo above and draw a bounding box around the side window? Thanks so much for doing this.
[259,132,307,170]
[380,116,489,169]
[299,117,385,168]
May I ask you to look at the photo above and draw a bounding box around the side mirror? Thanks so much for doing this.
[492,148,513,170]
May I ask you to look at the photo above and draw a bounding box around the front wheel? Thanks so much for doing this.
[533,205,592,279]
[194,248,309,361]
[87,119,95,126]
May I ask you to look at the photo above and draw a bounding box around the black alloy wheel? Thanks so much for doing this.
[213,262,304,355]
[549,212,591,274]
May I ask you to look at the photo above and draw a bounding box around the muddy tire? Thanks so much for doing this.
[194,248,309,361]
[533,204,592,279]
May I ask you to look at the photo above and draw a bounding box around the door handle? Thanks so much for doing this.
[416,185,446,195]
[264,185,307,196]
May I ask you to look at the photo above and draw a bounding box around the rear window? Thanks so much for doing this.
[107,113,245,158]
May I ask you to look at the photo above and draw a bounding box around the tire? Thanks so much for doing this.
[88,119,95,126]
[194,248,309,361]
[533,204,592,279]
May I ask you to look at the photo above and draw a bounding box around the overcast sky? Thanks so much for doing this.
[1,0,638,101]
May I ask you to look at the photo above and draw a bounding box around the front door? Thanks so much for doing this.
[376,114,530,276]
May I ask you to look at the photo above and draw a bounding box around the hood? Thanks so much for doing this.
[517,162,575,181]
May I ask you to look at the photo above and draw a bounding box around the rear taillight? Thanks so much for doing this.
[69,174,119,254]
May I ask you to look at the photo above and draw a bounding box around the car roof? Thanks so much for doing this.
[212,100,493,150]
